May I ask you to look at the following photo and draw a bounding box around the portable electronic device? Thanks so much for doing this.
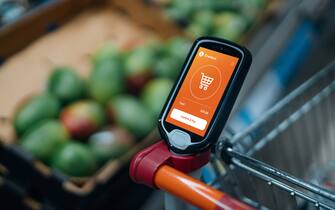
[158,37,252,154]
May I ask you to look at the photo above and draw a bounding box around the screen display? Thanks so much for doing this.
[165,47,239,137]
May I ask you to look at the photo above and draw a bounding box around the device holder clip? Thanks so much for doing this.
[129,140,210,188]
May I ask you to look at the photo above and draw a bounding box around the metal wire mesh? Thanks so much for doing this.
[215,61,335,209]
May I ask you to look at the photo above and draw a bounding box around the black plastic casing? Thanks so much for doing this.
[158,37,252,155]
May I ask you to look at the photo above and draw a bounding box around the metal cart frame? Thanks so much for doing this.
[215,61,335,209]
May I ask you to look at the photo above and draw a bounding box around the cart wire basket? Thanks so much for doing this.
[214,61,335,210]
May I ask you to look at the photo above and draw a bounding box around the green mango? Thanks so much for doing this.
[89,59,124,104]
[192,10,215,32]
[186,23,208,38]
[107,95,155,138]
[20,120,69,163]
[124,45,156,93]
[47,67,86,104]
[164,37,191,61]
[237,0,266,21]
[89,126,135,166]
[153,55,181,79]
[14,94,60,135]
[211,0,237,11]
[51,142,97,177]
[141,78,173,118]
[192,0,215,10]
[213,12,248,42]
[60,100,106,139]
[124,45,156,76]
[164,0,193,23]
[93,42,121,66]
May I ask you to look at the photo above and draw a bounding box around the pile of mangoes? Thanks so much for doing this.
[14,37,191,177]
[151,0,266,42]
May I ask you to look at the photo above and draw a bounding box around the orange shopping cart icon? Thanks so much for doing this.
[199,72,214,90]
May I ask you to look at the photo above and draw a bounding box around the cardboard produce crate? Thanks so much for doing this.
[0,1,161,209]
[112,0,183,39]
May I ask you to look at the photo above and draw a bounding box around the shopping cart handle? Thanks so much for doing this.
[130,141,210,188]
[130,141,254,209]
[155,165,255,210]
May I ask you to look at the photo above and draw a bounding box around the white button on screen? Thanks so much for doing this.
[170,108,207,131]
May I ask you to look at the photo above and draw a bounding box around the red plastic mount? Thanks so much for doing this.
[130,140,210,188]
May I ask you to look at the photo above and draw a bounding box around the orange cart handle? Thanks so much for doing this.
[130,141,253,209]
[154,165,254,210]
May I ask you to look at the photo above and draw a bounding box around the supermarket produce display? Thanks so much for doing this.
[148,0,267,42]
[0,0,297,209]
[0,1,272,209]
[11,37,191,177]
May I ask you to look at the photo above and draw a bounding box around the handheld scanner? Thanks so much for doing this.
[158,37,252,155]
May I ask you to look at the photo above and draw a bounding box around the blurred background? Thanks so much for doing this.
[0,0,334,209]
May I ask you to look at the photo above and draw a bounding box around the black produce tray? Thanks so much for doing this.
[0,143,153,210]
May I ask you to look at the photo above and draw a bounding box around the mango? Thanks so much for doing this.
[89,126,135,166]
[93,43,120,66]
[14,94,60,135]
[60,101,106,139]
[124,46,155,93]
[107,95,155,138]
[213,12,248,42]
[47,67,85,104]
[141,78,173,118]
[20,120,69,163]
[89,59,124,104]
[51,142,96,177]
[153,55,181,79]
